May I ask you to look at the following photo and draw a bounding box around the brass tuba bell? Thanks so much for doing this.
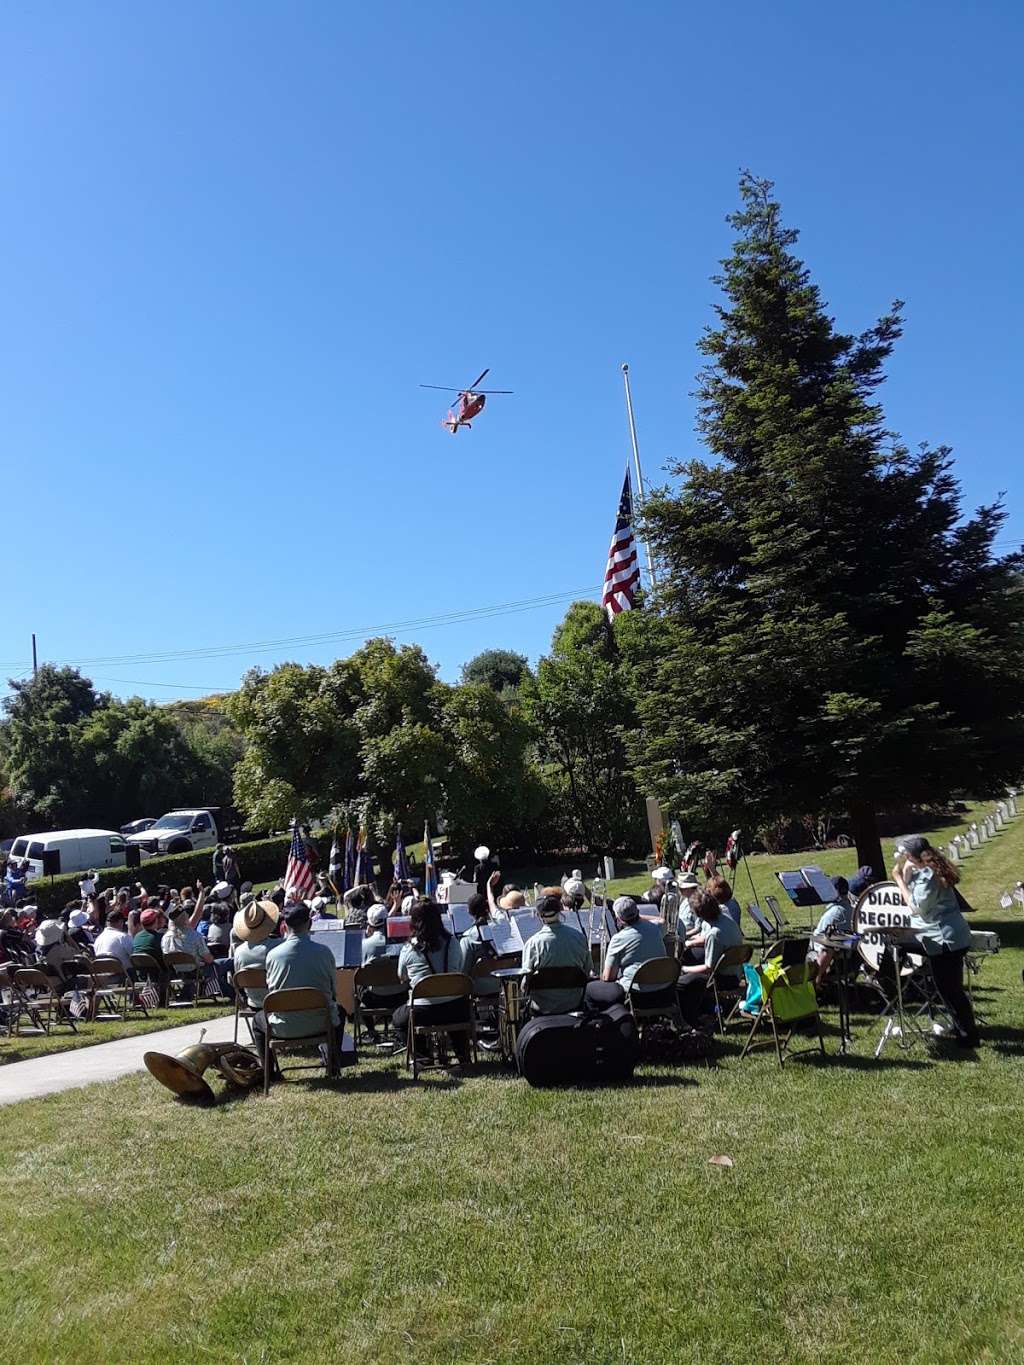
[144,1028,262,1102]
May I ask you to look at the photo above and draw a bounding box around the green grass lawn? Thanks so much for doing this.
[2,802,1023,1361]
[0,1002,230,1065]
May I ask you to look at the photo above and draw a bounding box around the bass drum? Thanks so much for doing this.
[852,880,915,973]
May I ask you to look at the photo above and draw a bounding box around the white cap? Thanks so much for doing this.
[367,904,388,928]
[68,908,89,928]
[651,866,673,882]
[563,878,586,900]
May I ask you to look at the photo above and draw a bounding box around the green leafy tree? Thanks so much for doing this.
[625,173,1024,875]
[0,666,103,826]
[523,602,646,852]
[461,649,532,695]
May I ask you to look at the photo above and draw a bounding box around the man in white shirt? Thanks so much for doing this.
[78,870,99,900]
[93,907,135,972]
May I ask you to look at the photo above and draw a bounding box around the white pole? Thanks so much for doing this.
[620,363,657,589]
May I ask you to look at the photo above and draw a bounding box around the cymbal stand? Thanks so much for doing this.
[874,940,930,1058]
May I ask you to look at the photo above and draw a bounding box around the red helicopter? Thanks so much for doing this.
[419,368,513,433]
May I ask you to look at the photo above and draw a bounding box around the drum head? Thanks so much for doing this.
[852,881,914,972]
[144,1051,215,1101]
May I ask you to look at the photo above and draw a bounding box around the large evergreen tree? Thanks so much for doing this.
[626,173,1024,875]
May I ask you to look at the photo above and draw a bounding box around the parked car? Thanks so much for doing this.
[8,828,128,882]
[123,808,222,857]
[120,817,156,837]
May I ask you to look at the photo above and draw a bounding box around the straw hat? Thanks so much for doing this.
[233,899,280,944]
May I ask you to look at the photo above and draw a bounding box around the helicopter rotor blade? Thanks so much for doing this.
[466,368,490,390]
[475,389,513,394]
[419,384,460,391]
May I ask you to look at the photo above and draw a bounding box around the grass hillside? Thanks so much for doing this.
[2,801,1022,1363]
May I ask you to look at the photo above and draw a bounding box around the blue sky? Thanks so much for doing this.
[3,1,1021,700]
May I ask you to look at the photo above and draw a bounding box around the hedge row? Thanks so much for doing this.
[28,833,319,914]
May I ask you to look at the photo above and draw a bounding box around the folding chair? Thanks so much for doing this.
[407,973,477,1080]
[709,944,754,1035]
[0,962,29,1035]
[521,965,589,1015]
[87,955,147,1022]
[470,952,520,1036]
[261,986,339,1095]
[11,967,79,1035]
[352,957,403,1048]
[164,950,203,1007]
[626,957,683,1030]
[740,946,825,1066]
[232,965,266,1043]
[131,952,167,1009]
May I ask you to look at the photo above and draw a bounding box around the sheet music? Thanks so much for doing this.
[480,919,519,955]
[777,871,822,906]
[800,865,839,903]
[747,902,774,934]
[441,906,474,936]
[312,928,364,968]
[509,910,544,946]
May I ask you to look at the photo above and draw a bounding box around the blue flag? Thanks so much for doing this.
[423,820,438,898]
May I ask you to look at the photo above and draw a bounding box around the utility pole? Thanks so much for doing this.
[31,633,37,677]
[620,363,657,590]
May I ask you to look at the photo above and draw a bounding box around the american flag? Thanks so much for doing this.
[602,467,641,619]
[284,822,316,900]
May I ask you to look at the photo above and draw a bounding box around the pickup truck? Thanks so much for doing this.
[123,808,221,857]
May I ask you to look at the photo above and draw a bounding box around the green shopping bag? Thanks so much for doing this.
[759,957,817,1023]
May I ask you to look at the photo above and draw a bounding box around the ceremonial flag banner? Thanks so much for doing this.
[424,821,438,897]
[328,831,343,890]
[343,827,356,893]
[354,830,374,887]
[394,825,410,883]
[285,822,316,900]
[602,466,641,619]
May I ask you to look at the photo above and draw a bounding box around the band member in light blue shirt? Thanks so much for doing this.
[892,836,978,1046]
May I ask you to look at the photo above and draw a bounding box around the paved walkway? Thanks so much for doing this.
[0,1012,238,1107]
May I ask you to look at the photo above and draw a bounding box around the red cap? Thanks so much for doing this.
[140,909,159,928]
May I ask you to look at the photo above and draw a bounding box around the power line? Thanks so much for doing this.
[0,585,603,671]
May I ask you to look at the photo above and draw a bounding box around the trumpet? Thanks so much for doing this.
[144,1028,262,1102]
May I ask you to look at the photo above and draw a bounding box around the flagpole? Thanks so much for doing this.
[621,363,657,590]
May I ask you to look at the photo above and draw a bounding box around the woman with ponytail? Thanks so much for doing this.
[891,836,979,1047]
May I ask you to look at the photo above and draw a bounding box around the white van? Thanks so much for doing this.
[7,829,128,883]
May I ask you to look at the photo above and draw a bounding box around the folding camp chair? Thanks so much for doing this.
[232,965,266,1043]
[740,938,825,1065]
[406,973,477,1080]
[709,944,754,1035]
[626,957,683,1030]
[11,967,79,1035]
[0,962,29,1035]
[164,950,203,1007]
[352,956,403,1047]
[261,986,339,1095]
[521,965,589,1015]
[86,955,147,1022]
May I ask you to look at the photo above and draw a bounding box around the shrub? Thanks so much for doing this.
[25,833,324,914]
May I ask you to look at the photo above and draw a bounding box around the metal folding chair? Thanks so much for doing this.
[709,944,754,1034]
[352,956,403,1047]
[626,957,683,1030]
[261,986,339,1095]
[406,973,477,1080]
[232,965,266,1043]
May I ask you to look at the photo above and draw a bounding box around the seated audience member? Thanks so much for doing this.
[253,899,348,1065]
[34,917,82,988]
[66,901,94,949]
[677,889,744,1028]
[521,893,592,1015]
[586,896,671,1009]
[231,900,280,1008]
[205,904,233,956]
[705,875,743,927]
[0,908,33,963]
[93,907,135,972]
[392,901,470,1059]
[162,901,228,998]
[342,884,376,929]
[133,907,167,965]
